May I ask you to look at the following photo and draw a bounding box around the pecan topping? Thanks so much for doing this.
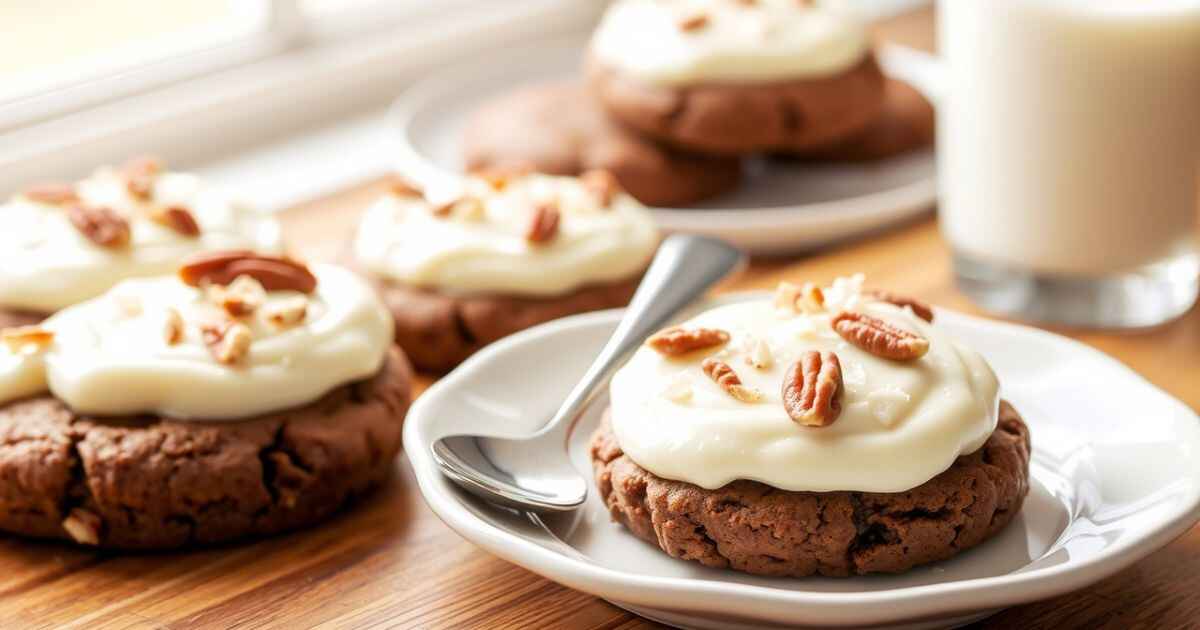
[431,196,485,221]
[179,251,317,294]
[581,169,621,208]
[775,281,824,314]
[746,338,773,370]
[208,275,267,317]
[1,326,54,355]
[865,289,934,323]
[62,508,102,546]
[525,203,560,244]
[473,163,531,191]
[701,358,761,402]
[202,321,252,365]
[163,308,184,345]
[782,351,843,427]
[678,12,710,31]
[262,296,308,329]
[646,326,730,356]
[832,311,930,360]
[23,183,79,205]
[149,206,201,237]
[121,156,164,200]
[391,179,424,198]
[67,204,131,248]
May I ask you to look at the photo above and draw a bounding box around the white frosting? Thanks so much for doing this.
[609,281,1000,493]
[590,0,871,86]
[0,265,394,420]
[353,174,658,297]
[0,169,281,313]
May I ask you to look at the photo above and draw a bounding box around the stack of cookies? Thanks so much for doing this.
[464,0,935,208]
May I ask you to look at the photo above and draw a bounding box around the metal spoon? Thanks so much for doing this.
[431,234,745,512]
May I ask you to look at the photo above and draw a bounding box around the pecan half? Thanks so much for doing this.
[121,156,164,200]
[67,204,131,248]
[525,203,560,244]
[782,351,843,427]
[701,358,761,402]
[62,508,102,546]
[865,289,934,323]
[149,206,201,237]
[580,169,621,208]
[23,183,79,205]
[1,326,54,355]
[179,251,317,294]
[646,326,730,356]
[832,311,930,360]
[201,321,252,365]
[678,12,709,31]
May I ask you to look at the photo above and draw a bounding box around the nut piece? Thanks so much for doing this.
[391,179,424,198]
[163,308,184,345]
[121,156,164,200]
[580,169,621,208]
[23,183,79,205]
[1,326,54,355]
[865,289,934,323]
[149,206,201,237]
[678,12,709,31]
[701,358,761,403]
[431,196,485,221]
[832,311,930,361]
[262,296,308,328]
[201,321,253,365]
[62,508,102,546]
[179,250,318,294]
[67,204,131,248]
[646,326,730,357]
[208,275,267,317]
[525,203,560,244]
[782,351,843,427]
[774,281,824,314]
[472,163,531,191]
[746,338,773,370]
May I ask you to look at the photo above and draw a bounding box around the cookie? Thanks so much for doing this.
[587,53,887,156]
[591,401,1031,577]
[378,278,638,373]
[798,79,935,162]
[463,81,741,207]
[0,309,43,330]
[0,348,413,549]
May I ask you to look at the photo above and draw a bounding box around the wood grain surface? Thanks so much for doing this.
[3,7,1199,629]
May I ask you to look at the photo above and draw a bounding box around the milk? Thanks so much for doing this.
[938,0,1200,275]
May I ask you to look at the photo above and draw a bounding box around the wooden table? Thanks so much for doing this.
[4,8,1200,629]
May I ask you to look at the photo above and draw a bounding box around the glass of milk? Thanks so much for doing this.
[938,0,1200,328]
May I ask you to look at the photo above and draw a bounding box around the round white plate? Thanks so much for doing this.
[403,295,1200,629]
[388,37,938,255]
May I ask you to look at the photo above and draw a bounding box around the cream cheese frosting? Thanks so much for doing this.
[609,276,1000,493]
[0,264,393,420]
[0,167,281,313]
[353,173,658,297]
[590,0,871,86]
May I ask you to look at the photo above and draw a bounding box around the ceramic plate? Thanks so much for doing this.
[388,37,937,255]
[403,295,1200,629]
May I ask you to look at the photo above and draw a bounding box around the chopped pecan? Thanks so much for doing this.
[646,326,730,356]
[745,338,773,370]
[701,358,761,402]
[23,183,79,205]
[179,251,317,294]
[121,156,164,200]
[1,326,54,355]
[431,196,485,221]
[580,170,621,208]
[201,321,252,365]
[62,508,102,546]
[832,311,930,360]
[391,179,424,198]
[149,206,201,237]
[207,275,267,317]
[782,351,843,427]
[163,308,184,345]
[865,289,934,323]
[262,296,308,328]
[67,204,131,248]
[774,281,824,314]
[678,12,709,31]
[525,203,560,244]
[472,163,531,191]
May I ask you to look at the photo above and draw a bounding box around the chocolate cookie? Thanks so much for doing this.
[379,278,638,373]
[0,348,413,549]
[462,81,741,207]
[0,309,44,330]
[798,79,935,162]
[587,54,887,156]
[591,401,1031,577]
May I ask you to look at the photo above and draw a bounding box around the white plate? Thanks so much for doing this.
[403,295,1200,629]
[388,36,938,255]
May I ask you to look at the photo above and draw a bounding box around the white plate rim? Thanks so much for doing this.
[403,299,1200,625]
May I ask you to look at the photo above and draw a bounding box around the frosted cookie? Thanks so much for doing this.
[587,0,886,155]
[462,81,741,207]
[592,277,1031,576]
[352,173,659,372]
[0,253,412,549]
[0,157,281,325]
[797,79,935,162]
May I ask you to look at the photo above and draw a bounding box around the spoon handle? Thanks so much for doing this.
[535,234,745,440]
